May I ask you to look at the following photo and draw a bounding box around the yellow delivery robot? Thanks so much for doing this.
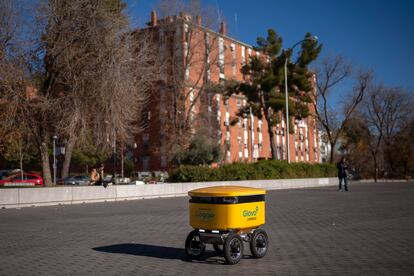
[185,186,268,264]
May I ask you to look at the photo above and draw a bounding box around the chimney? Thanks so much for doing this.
[219,21,227,35]
[151,10,157,26]
[196,15,202,25]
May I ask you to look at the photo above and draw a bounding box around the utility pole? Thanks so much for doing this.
[52,135,58,185]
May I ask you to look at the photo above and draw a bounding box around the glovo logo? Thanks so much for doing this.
[243,206,259,218]
[196,210,215,221]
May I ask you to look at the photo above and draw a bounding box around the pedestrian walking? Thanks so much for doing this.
[89,168,99,185]
[337,157,349,191]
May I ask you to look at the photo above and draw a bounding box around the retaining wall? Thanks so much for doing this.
[0,177,337,209]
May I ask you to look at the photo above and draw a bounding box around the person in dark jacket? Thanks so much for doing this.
[336,157,349,191]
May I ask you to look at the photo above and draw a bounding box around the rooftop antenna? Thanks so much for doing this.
[215,0,221,25]
[234,12,238,37]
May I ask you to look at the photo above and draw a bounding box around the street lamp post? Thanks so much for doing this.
[284,36,318,163]
[250,106,254,162]
[112,127,116,180]
[52,135,58,185]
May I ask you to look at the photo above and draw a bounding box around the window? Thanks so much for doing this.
[205,33,210,70]
[142,111,151,126]
[231,43,236,77]
[225,111,230,126]
[205,32,210,44]
[189,89,194,105]
[185,67,190,80]
[218,38,225,78]
[184,25,191,80]
[184,41,189,57]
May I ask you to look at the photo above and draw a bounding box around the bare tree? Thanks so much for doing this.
[0,0,153,185]
[0,0,40,174]
[40,0,153,179]
[378,88,413,176]
[341,114,373,178]
[362,85,413,181]
[314,56,370,163]
[390,119,414,177]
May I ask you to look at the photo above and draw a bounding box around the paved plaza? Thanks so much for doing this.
[1,181,414,275]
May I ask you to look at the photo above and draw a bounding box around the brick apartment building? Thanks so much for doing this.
[133,11,321,171]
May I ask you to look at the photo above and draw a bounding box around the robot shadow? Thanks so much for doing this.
[93,243,227,264]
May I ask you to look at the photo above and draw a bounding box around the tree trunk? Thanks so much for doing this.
[329,141,335,164]
[121,143,124,178]
[385,147,395,177]
[61,136,76,179]
[260,91,277,160]
[373,156,378,183]
[267,123,278,160]
[40,142,53,186]
[261,110,277,160]
[19,141,24,180]
[403,161,407,177]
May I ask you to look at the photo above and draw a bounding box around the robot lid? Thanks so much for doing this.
[188,185,266,197]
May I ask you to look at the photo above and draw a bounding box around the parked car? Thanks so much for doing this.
[62,175,90,186]
[0,172,44,187]
[135,171,168,184]
[0,169,21,180]
[103,174,130,185]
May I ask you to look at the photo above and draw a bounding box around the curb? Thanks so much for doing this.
[0,177,338,209]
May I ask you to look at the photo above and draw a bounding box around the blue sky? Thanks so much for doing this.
[126,0,414,99]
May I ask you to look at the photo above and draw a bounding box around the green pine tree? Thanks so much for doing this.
[223,29,322,159]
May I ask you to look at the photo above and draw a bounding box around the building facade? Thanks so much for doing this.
[133,11,321,171]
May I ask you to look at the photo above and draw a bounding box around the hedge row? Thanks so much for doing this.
[169,160,337,182]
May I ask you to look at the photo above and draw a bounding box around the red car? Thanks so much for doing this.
[0,173,44,187]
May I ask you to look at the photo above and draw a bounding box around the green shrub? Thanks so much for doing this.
[169,160,337,182]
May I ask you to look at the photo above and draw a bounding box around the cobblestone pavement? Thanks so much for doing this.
[1,181,414,275]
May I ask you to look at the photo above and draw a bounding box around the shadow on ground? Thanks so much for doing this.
[93,243,223,264]
[93,243,186,260]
